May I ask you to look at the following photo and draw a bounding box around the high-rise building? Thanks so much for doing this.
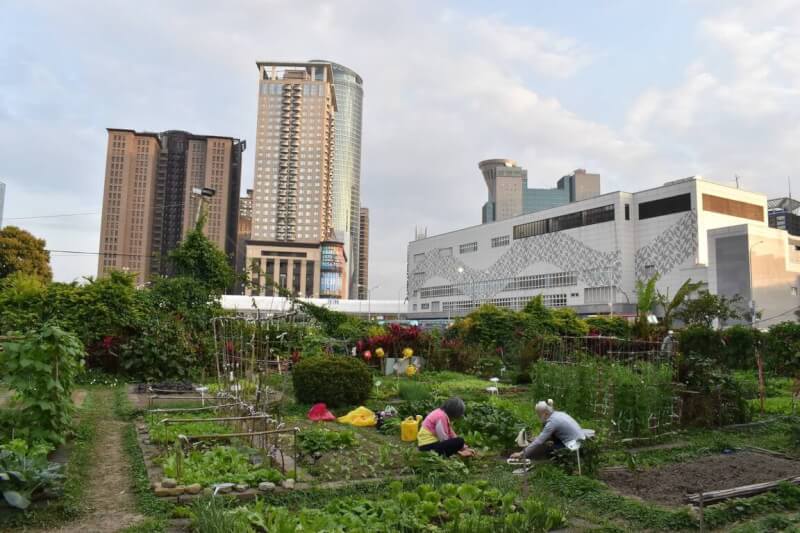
[480,159,601,223]
[246,61,344,298]
[312,60,365,299]
[98,128,243,285]
[357,207,370,300]
[0,181,5,228]
[234,189,253,294]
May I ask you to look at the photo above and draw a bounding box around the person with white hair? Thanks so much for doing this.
[510,399,585,460]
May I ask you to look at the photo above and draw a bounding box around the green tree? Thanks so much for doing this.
[674,290,744,328]
[168,215,234,293]
[657,278,704,331]
[0,226,52,282]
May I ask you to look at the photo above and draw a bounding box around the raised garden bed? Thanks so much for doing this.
[601,450,800,506]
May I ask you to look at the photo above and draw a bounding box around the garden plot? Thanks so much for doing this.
[601,451,800,506]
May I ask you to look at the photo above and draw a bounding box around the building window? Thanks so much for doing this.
[624,204,630,221]
[491,235,510,248]
[459,242,478,254]
[638,193,691,220]
[417,271,577,299]
[431,301,441,312]
[413,253,425,265]
[584,286,616,304]
[420,303,430,310]
[513,204,615,240]
[292,260,302,295]
[305,261,315,297]
[438,247,453,256]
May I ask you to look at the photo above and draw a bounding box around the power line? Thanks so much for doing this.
[5,212,100,221]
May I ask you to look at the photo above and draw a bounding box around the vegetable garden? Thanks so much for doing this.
[5,228,800,531]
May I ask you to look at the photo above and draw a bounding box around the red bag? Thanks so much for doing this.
[308,403,336,422]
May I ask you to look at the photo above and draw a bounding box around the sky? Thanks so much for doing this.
[1,0,799,299]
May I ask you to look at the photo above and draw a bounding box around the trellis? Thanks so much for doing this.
[527,335,681,440]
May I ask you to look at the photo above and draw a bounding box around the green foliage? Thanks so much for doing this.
[657,278,703,332]
[233,481,565,532]
[292,356,373,407]
[762,321,800,376]
[635,273,659,338]
[457,402,526,451]
[169,218,235,293]
[529,359,673,437]
[0,324,84,444]
[297,428,357,455]
[584,316,631,338]
[677,352,751,426]
[474,356,504,378]
[147,417,232,445]
[0,439,63,509]
[162,446,283,487]
[398,380,433,402]
[0,226,52,282]
[190,497,252,533]
[674,290,745,328]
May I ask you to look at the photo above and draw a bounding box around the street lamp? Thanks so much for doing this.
[191,187,216,225]
[358,283,380,321]
[748,239,765,415]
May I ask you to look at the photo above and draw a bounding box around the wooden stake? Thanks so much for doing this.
[756,348,766,415]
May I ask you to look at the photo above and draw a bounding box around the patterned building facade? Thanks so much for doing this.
[408,177,800,327]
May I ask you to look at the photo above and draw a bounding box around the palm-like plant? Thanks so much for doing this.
[657,279,704,331]
[635,274,660,338]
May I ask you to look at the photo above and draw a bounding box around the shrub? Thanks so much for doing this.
[398,381,432,402]
[292,356,372,407]
[677,352,750,426]
[473,356,504,378]
[678,325,723,362]
[721,325,761,370]
[584,316,631,338]
[763,321,800,376]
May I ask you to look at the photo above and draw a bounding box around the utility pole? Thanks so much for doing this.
[749,239,765,414]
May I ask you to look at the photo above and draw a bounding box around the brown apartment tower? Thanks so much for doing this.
[98,129,244,284]
[245,62,344,298]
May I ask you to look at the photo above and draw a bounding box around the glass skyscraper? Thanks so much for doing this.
[312,60,364,299]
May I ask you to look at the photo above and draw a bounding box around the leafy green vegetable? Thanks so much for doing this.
[297,428,357,456]
[162,446,282,487]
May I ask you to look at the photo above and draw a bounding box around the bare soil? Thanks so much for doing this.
[601,451,800,506]
[46,390,146,533]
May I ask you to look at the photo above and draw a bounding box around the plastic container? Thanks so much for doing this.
[401,415,422,442]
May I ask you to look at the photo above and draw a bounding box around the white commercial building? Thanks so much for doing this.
[407,176,800,327]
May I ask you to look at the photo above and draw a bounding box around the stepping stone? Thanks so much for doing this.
[185,484,203,495]
[259,482,276,492]
[161,478,177,488]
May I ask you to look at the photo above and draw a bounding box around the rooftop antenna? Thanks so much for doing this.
[734,174,740,189]
[789,177,793,201]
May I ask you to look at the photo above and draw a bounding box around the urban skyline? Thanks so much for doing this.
[3,1,800,299]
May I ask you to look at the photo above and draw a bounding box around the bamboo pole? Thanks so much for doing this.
[686,476,800,505]
[161,415,271,425]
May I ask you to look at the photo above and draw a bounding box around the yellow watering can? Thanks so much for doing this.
[401,415,422,442]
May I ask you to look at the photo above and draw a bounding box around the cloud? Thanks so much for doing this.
[3,0,800,299]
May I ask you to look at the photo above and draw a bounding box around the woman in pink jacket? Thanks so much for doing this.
[417,397,474,457]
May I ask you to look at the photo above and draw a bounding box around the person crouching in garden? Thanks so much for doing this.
[510,399,584,461]
[417,397,474,457]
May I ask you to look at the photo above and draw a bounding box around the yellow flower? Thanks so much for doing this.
[402,347,414,359]
[405,364,417,377]
[375,347,385,358]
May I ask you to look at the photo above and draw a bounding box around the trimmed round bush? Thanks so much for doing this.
[292,356,372,407]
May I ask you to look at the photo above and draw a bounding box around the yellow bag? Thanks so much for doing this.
[401,415,422,442]
[337,406,377,427]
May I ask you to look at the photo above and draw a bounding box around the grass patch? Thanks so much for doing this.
[115,387,173,519]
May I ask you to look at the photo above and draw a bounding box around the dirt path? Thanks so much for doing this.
[47,390,145,533]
